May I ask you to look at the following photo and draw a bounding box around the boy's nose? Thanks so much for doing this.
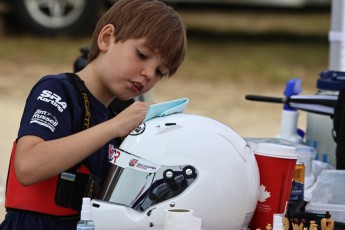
[140,67,155,81]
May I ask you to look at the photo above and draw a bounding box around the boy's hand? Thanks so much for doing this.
[111,101,152,137]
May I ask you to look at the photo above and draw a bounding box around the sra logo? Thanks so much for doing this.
[37,90,67,112]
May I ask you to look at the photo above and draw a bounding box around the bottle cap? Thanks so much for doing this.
[283,78,302,111]
[80,197,92,221]
[317,70,345,91]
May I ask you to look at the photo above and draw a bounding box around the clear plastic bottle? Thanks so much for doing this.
[306,70,345,168]
[77,197,95,230]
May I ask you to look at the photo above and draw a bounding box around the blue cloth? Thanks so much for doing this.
[144,98,189,122]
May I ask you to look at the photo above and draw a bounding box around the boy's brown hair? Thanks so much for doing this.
[88,0,187,76]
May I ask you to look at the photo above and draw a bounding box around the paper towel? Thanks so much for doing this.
[163,209,202,230]
[144,98,189,122]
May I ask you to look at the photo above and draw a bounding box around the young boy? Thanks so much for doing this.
[0,0,187,229]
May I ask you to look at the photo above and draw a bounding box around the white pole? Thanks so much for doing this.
[329,0,345,71]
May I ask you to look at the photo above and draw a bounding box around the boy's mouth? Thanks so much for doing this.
[130,81,144,92]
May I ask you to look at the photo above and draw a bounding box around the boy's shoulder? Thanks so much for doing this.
[29,73,79,106]
[39,72,72,83]
[33,73,77,92]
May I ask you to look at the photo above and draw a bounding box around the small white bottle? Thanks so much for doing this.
[77,197,95,230]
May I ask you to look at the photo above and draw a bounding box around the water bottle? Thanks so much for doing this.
[306,70,345,168]
[77,197,95,230]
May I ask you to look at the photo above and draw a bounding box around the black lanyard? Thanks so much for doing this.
[65,72,91,131]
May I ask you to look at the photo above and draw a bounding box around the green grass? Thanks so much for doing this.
[176,7,330,88]
[0,6,331,90]
[0,35,89,64]
[177,34,328,88]
[179,7,330,36]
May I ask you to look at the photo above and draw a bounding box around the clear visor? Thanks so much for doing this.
[97,148,197,212]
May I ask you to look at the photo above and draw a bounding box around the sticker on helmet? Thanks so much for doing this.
[129,123,146,135]
[109,148,160,173]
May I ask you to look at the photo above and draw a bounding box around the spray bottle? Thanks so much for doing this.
[77,197,95,230]
[276,78,304,143]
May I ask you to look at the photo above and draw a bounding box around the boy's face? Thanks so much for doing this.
[100,37,168,101]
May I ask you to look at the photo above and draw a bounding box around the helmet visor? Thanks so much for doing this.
[97,148,197,212]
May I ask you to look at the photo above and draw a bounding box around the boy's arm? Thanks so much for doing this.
[15,101,150,186]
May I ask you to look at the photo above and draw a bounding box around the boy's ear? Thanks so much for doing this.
[98,24,115,51]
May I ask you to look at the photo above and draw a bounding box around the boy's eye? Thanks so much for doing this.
[156,69,163,78]
[156,69,168,78]
[137,50,147,60]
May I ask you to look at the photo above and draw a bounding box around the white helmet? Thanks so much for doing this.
[91,113,260,230]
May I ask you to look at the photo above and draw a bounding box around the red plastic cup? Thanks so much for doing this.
[250,143,297,230]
